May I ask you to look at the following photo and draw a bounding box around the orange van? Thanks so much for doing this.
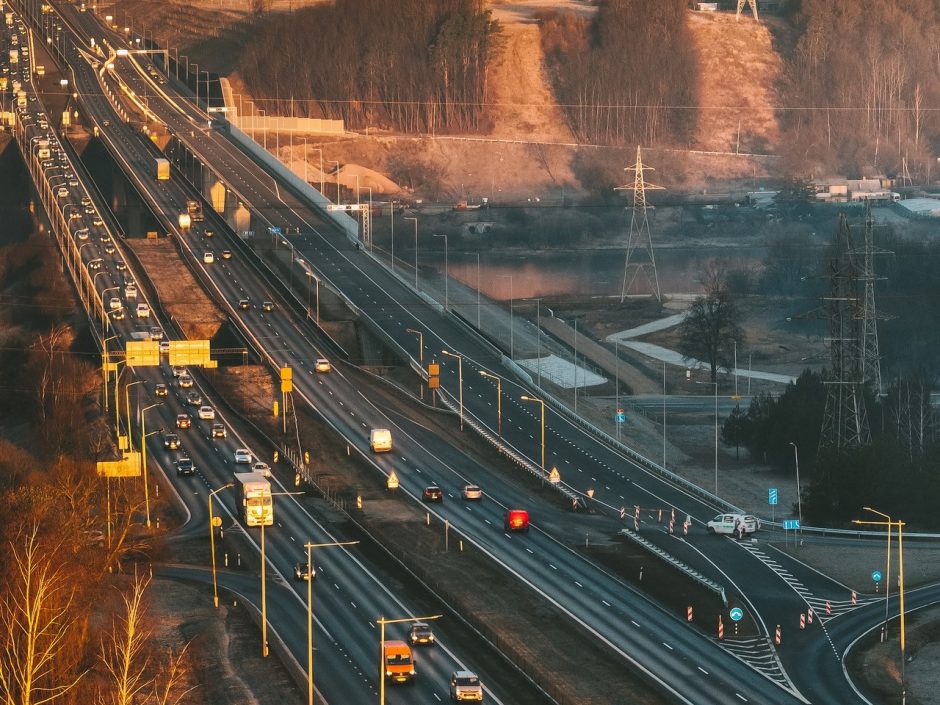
[505,509,530,533]
[383,640,416,684]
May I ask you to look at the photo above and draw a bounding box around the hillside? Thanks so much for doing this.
[114,0,791,198]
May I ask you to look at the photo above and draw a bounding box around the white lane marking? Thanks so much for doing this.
[735,694,748,702]
[662,642,673,650]
[698,666,709,675]
[631,620,641,628]
[602,600,611,607]
[549,564,557,570]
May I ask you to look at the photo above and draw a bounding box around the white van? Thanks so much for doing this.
[124,283,137,299]
[706,513,760,538]
[370,428,392,453]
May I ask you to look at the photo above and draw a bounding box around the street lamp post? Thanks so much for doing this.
[140,402,163,528]
[404,217,418,289]
[208,483,234,607]
[441,350,463,430]
[694,379,719,496]
[434,233,448,311]
[479,371,501,440]
[123,379,145,451]
[377,615,442,705]
[854,508,906,704]
[303,540,359,705]
[406,328,424,399]
[788,442,803,544]
[521,395,546,471]
[330,160,341,204]
[102,335,119,413]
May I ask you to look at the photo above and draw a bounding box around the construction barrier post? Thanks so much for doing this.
[774,624,782,645]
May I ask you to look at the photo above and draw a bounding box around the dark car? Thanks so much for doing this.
[163,433,181,450]
[422,485,443,502]
[186,391,203,406]
[408,622,435,646]
[294,562,316,581]
[175,458,195,476]
[237,299,251,310]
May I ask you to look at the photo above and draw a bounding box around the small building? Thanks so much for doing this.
[896,198,940,219]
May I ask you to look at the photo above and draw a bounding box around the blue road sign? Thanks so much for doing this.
[872,570,882,582]
[615,412,626,424]
[729,607,744,622]
[269,226,283,236]
[769,488,778,506]
[783,519,800,530]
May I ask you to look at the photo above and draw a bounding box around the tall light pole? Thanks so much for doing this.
[102,335,119,413]
[441,350,463,430]
[311,146,324,195]
[140,402,163,528]
[498,275,514,358]
[330,160,341,204]
[695,379,719,496]
[433,233,448,311]
[376,615,442,705]
[406,328,424,399]
[479,370,501,440]
[476,253,481,328]
[788,442,803,544]
[304,540,358,705]
[404,217,418,289]
[854,509,906,705]
[124,379,145,451]
[521,395,545,471]
[208,483,234,608]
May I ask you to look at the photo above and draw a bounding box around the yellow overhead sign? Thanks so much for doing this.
[168,340,212,367]
[280,366,293,393]
[126,341,160,367]
[96,452,141,478]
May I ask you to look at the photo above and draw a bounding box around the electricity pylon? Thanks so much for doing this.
[616,146,663,302]
[736,0,759,21]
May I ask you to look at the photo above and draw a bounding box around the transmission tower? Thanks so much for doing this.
[616,146,664,302]
[819,214,870,450]
[736,0,759,21]
[853,202,892,394]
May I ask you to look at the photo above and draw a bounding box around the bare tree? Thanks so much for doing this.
[98,573,151,705]
[0,526,84,705]
[677,275,744,383]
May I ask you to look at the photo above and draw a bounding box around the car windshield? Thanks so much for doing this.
[456,676,479,686]
[386,653,412,665]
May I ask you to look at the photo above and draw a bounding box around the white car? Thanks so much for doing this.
[172,365,186,377]
[203,252,214,264]
[252,461,272,478]
[706,513,760,538]
[56,187,68,198]
[109,297,121,310]
[315,358,331,373]
[197,405,215,420]
[135,303,150,318]
[124,284,137,299]
[234,449,252,464]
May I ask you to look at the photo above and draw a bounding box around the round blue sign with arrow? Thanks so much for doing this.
[872,570,882,582]
[729,607,744,622]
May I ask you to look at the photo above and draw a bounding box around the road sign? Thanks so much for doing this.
[768,488,778,506]
[615,411,626,423]
[729,607,744,622]
[548,467,561,484]
[872,570,882,582]
[268,226,283,236]
[783,519,800,530]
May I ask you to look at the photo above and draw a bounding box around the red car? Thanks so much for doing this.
[176,414,191,429]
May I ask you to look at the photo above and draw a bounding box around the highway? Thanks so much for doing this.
[8,3,932,704]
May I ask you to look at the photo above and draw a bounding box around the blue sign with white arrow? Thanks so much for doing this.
[729,607,744,622]
[872,570,882,582]
[769,488,778,506]
[783,519,800,530]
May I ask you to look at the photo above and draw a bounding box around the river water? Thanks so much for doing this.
[444,246,768,300]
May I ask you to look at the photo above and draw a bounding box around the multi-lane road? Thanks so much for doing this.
[6,3,933,704]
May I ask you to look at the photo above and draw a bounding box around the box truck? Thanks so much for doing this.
[155,158,170,180]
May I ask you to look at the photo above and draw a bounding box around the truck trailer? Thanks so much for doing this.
[156,158,170,180]
[234,472,273,527]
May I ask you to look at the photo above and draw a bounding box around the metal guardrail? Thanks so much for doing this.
[618,528,728,606]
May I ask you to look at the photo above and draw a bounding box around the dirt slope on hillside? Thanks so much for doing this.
[688,11,784,154]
